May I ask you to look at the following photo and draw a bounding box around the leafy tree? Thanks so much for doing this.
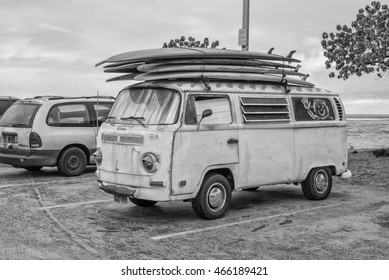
[162,36,220,48]
[321,1,389,79]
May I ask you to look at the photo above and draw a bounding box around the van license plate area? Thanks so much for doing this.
[4,134,17,144]
[114,194,128,204]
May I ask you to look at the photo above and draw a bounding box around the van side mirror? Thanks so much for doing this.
[198,109,213,125]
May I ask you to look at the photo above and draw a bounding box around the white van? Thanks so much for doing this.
[94,81,350,219]
[0,96,114,176]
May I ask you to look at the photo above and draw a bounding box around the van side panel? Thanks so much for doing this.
[294,125,348,179]
[237,125,295,187]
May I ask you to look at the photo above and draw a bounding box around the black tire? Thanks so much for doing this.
[23,166,43,171]
[192,173,232,220]
[301,167,332,200]
[57,147,87,177]
[129,198,158,207]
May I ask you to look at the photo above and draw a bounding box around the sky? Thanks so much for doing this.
[1,0,389,114]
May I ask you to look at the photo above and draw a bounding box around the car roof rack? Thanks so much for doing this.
[31,95,115,100]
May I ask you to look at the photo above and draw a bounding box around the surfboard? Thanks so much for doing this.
[138,64,306,77]
[106,58,297,72]
[133,71,314,87]
[104,62,144,73]
[106,73,140,82]
[96,48,301,66]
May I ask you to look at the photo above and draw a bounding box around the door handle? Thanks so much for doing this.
[227,138,239,144]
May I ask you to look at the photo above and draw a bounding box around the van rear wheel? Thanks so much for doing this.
[301,167,332,200]
[191,173,231,220]
[57,147,87,177]
[129,198,158,207]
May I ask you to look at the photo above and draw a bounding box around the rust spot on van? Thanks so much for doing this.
[249,84,256,90]
[238,84,245,90]
[226,83,233,88]
[261,85,267,90]
[216,83,222,88]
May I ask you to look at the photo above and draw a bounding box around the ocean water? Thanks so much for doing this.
[347,115,389,149]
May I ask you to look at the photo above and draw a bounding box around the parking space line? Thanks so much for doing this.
[0,179,93,189]
[150,203,344,240]
[38,199,112,210]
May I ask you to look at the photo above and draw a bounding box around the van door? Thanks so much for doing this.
[172,94,238,196]
[237,95,295,187]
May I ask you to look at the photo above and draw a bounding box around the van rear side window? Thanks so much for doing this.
[292,97,335,121]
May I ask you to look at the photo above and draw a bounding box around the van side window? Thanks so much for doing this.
[47,104,91,126]
[292,97,335,121]
[185,95,232,125]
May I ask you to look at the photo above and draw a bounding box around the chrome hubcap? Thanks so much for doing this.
[208,183,226,212]
[314,171,328,194]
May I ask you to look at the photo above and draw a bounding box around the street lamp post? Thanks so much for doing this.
[239,0,250,51]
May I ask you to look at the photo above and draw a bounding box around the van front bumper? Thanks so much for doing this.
[97,179,170,202]
[0,150,59,167]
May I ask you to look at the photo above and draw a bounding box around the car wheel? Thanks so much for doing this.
[192,173,231,220]
[57,147,87,176]
[23,166,43,171]
[129,198,158,207]
[301,167,332,200]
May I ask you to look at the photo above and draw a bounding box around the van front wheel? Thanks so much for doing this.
[301,167,332,200]
[57,147,87,176]
[192,173,231,220]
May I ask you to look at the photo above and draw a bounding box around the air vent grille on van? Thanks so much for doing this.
[334,98,343,121]
[240,97,290,122]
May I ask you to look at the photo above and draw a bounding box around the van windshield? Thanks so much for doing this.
[0,103,40,128]
[109,88,180,125]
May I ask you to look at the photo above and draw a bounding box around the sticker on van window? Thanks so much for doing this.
[293,97,335,121]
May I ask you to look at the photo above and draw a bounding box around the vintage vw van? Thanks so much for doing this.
[95,80,351,219]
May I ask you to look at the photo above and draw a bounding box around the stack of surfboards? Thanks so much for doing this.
[96,48,313,87]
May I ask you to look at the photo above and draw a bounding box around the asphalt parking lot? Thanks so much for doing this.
[0,163,388,260]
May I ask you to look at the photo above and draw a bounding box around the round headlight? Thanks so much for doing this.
[141,153,159,173]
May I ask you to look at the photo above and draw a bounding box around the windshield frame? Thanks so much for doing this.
[0,102,41,128]
[109,87,182,126]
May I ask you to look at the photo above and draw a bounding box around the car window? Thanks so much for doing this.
[94,103,113,121]
[47,103,91,126]
[185,95,232,125]
[0,100,15,117]
[0,103,40,127]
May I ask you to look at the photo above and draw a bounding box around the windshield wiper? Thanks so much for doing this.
[120,116,146,127]
[102,116,117,124]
